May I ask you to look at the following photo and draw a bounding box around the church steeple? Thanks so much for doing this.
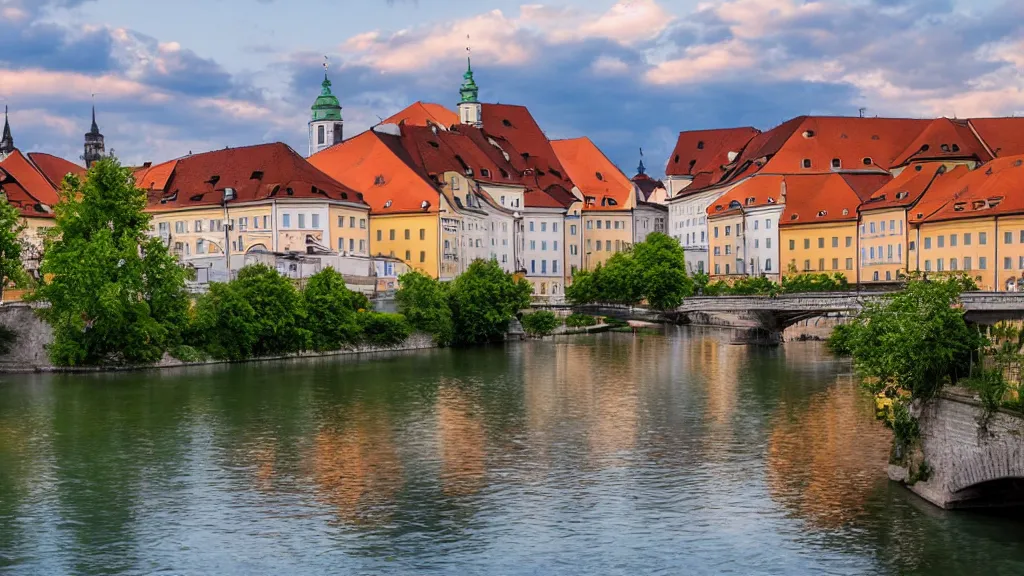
[0,106,14,160]
[457,39,482,128]
[83,104,105,168]
[309,56,343,156]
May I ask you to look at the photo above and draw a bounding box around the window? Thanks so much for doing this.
[360,218,367,229]
[846,236,852,248]
[597,220,602,230]
[802,159,811,169]
[554,241,559,251]
[404,229,410,240]
[964,257,972,270]
[725,264,731,275]
[924,237,931,249]
[951,234,958,247]
[845,258,853,270]
[264,216,270,229]
[541,241,548,251]
[389,229,395,241]
[282,214,291,228]
[420,251,426,263]
[767,238,772,249]
[980,232,988,245]
[818,237,825,249]
[804,239,810,249]
[377,230,382,241]
[530,240,536,250]
[789,239,795,250]
[714,227,720,238]
[831,158,841,169]
[338,216,344,228]
[606,220,611,229]
[925,260,932,272]
[531,260,536,273]
[529,221,535,232]
[714,247,721,256]
[553,260,559,274]
[832,237,839,248]
[298,214,306,229]
[175,221,186,234]
[832,258,839,270]
[541,260,547,274]
[194,220,203,232]
[725,245,731,255]
[873,271,879,281]
[312,214,320,228]
[951,258,958,271]
[870,247,875,260]
[888,245,893,260]
[766,258,772,271]
[726,227,731,237]
[553,223,559,233]
[766,219,772,229]
[715,264,720,275]
[605,240,611,251]
[870,222,876,234]
[804,259,811,271]
[541,222,547,232]
[965,233,972,246]
[937,258,944,272]
[755,239,760,248]
[1006,231,1014,244]
[1006,257,1014,270]
[980,257,988,269]
[571,225,577,235]
[349,239,354,253]
[338,238,344,251]
[318,125,325,145]
[405,250,411,261]
[937,235,944,248]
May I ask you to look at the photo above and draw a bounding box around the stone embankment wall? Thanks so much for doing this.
[685,310,851,341]
[889,391,1024,508]
[0,302,437,373]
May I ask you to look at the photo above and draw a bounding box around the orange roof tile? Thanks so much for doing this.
[665,126,759,178]
[779,174,862,226]
[551,137,633,211]
[860,163,947,212]
[761,117,930,174]
[969,117,1024,158]
[840,173,893,202]
[26,153,84,189]
[916,155,1024,223]
[707,175,785,218]
[907,165,972,224]
[0,149,60,217]
[889,118,991,168]
[481,104,575,192]
[632,173,664,200]
[134,159,177,191]
[309,129,441,215]
[381,102,458,130]
[149,143,364,212]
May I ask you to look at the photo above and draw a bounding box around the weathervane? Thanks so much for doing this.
[323,55,329,74]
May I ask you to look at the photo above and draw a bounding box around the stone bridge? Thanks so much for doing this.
[890,391,1024,509]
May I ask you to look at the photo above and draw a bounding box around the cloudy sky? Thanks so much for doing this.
[1,0,1021,176]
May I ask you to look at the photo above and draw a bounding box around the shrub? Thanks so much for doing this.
[780,272,849,293]
[826,321,857,356]
[358,311,411,347]
[565,313,597,328]
[449,259,532,346]
[396,270,454,346]
[189,281,258,361]
[302,268,362,351]
[566,233,691,308]
[521,311,561,337]
[233,264,310,356]
[169,345,207,363]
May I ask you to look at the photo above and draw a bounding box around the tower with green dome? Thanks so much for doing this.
[458,54,482,128]
[309,59,343,156]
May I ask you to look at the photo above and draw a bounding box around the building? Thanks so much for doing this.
[778,174,864,281]
[309,67,343,157]
[0,107,13,162]
[83,106,105,168]
[663,126,760,199]
[381,101,458,129]
[141,142,371,281]
[707,175,785,280]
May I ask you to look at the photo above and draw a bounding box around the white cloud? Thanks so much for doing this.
[591,55,630,75]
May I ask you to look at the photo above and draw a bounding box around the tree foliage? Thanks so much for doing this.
[521,310,561,337]
[357,311,411,346]
[396,270,454,346]
[0,195,27,302]
[780,272,849,293]
[565,233,691,309]
[31,157,190,366]
[188,281,258,361]
[232,264,310,356]
[302,267,363,351]
[448,259,532,346]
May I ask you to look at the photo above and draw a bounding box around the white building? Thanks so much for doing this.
[522,206,567,296]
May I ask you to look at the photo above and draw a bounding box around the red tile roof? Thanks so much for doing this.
[551,137,634,211]
[761,117,930,174]
[134,160,177,191]
[916,155,1024,223]
[381,102,458,130]
[481,104,575,192]
[26,153,84,189]
[0,149,60,217]
[707,175,785,218]
[399,124,520,187]
[889,118,991,168]
[969,117,1024,158]
[840,173,894,202]
[309,130,441,215]
[665,126,759,179]
[632,173,665,200]
[908,165,972,224]
[148,143,364,212]
[779,174,862,226]
[860,163,947,212]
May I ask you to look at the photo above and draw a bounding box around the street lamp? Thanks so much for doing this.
[222,187,235,279]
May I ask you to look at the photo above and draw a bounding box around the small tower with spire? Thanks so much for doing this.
[83,104,105,168]
[458,38,482,128]
[637,148,647,177]
[0,106,14,161]
[309,57,343,157]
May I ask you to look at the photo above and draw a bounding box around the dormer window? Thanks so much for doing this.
[831,158,841,169]
[250,170,264,180]
[952,144,961,152]
[989,196,1004,208]
[972,200,986,210]
[729,200,742,209]
[480,168,491,178]
[383,199,393,209]
[607,198,618,206]
[502,119,513,127]
[790,214,799,220]
[842,208,849,216]
[803,130,815,138]
[428,141,440,148]
[767,197,776,204]
[863,157,873,166]
[817,210,828,217]
[673,154,680,163]
[896,191,909,200]
[697,141,704,150]
[954,202,966,211]
[941,144,951,152]
[920,144,930,152]
[374,175,385,186]
[745,196,756,205]
[715,205,724,212]
[595,172,603,181]
[802,159,811,169]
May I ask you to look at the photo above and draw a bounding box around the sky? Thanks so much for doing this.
[0,0,1022,177]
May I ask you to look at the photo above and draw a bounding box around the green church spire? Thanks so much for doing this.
[311,58,342,122]
[459,55,479,104]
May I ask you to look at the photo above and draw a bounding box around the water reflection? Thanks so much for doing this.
[1,334,1023,575]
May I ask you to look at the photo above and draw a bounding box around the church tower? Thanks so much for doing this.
[309,59,343,157]
[458,55,482,128]
[83,106,105,168]
[0,106,14,161]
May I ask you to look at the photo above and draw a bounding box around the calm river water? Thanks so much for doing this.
[1,328,1023,575]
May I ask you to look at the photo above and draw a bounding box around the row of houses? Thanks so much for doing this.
[662,115,1024,291]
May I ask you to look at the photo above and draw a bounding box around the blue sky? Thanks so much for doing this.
[1,0,1021,176]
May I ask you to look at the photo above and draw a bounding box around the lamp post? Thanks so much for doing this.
[222,187,235,280]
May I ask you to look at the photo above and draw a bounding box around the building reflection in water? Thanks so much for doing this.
[765,377,891,529]
[436,383,487,497]
[310,404,403,526]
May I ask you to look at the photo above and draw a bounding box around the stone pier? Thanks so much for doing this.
[889,391,1024,509]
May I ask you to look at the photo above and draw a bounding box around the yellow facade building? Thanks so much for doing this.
[778,175,862,281]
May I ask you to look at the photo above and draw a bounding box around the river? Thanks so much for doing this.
[1,328,1023,575]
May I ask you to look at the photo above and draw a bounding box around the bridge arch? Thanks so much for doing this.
[946,445,1024,496]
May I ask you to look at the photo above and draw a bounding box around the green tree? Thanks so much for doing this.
[301,268,363,351]
[31,157,190,366]
[188,281,258,361]
[631,232,691,309]
[232,264,309,356]
[780,272,849,293]
[598,252,642,304]
[395,270,454,345]
[0,196,27,302]
[448,259,532,346]
[357,311,411,346]
[565,266,600,305]
[521,310,561,337]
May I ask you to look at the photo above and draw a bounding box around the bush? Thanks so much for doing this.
[565,313,597,328]
[302,268,363,351]
[449,259,532,346]
[521,311,561,337]
[566,233,691,308]
[780,272,849,293]
[233,264,310,356]
[396,270,454,346]
[169,345,207,363]
[358,311,411,347]
[189,281,258,361]
[826,321,857,356]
